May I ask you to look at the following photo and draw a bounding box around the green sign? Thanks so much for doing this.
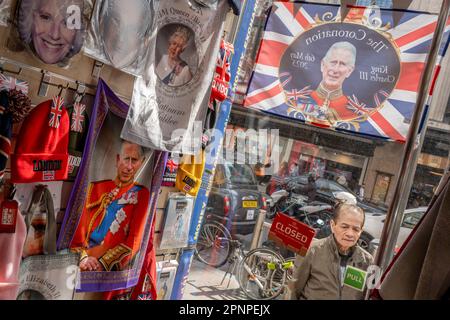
[344,266,367,291]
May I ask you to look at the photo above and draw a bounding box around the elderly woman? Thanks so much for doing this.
[18,0,85,65]
[156,25,193,87]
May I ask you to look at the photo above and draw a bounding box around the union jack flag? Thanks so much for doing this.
[137,293,153,300]
[244,2,450,143]
[347,95,370,116]
[286,87,312,106]
[49,96,65,129]
[166,159,179,172]
[71,102,86,133]
[0,74,29,94]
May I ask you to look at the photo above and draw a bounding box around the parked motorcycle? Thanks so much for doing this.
[296,201,333,239]
[266,189,292,219]
[267,182,334,238]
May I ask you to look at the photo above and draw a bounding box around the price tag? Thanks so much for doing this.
[0,200,18,233]
[246,210,255,220]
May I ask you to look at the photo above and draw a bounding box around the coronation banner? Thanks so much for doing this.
[244,1,446,142]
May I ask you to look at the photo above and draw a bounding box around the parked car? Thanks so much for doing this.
[362,207,427,253]
[204,161,266,236]
[277,175,386,214]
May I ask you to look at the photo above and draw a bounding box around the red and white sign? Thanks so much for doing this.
[0,200,18,233]
[268,213,316,256]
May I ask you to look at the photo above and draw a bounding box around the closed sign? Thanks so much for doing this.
[268,213,316,256]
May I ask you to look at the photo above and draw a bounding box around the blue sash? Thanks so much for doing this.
[89,185,142,247]
[162,61,188,85]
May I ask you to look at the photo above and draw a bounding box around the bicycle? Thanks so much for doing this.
[195,221,294,300]
[235,246,295,300]
[195,221,232,268]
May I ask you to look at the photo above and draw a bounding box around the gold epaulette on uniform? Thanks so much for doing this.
[99,244,132,271]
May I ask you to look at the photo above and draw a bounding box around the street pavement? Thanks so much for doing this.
[183,228,289,301]
[183,258,248,300]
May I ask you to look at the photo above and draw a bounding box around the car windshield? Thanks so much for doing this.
[224,162,256,185]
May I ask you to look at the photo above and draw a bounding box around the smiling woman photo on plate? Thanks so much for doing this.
[18,0,86,65]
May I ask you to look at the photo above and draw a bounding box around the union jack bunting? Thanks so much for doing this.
[71,102,86,133]
[49,96,64,129]
[244,1,450,142]
[0,74,29,94]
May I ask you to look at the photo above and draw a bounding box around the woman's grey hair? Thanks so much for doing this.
[170,25,191,47]
[18,0,87,62]
[323,41,357,67]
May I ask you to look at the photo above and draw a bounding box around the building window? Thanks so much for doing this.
[356,0,393,8]
[371,172,392,204]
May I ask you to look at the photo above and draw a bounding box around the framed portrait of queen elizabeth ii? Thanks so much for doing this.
[17,0,90,65]
[155,23,198,87]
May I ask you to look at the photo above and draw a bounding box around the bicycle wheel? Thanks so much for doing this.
[195,222,232,268]
[237,247,286,300]
[268,256,295,298]
[283,257,296,282]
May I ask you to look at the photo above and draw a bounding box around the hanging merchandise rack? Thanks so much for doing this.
[0,56,130,102]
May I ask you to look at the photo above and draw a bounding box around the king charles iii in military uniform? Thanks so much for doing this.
[71,140,150,272]
[289,41,359,125]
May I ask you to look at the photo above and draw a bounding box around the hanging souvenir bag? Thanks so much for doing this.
[22,185,56,257]
[0,185,26,300]
[17,185,80,300]
[202,39,234,148]
[210,40,234,105]
[120,0,229,153]
[175,150,206,197]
